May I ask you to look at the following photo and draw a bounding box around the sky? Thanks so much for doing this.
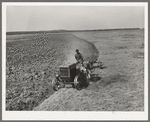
[6,6,144,32]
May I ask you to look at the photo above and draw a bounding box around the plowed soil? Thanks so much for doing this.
[6,29,144,111]
[6,33,98,110]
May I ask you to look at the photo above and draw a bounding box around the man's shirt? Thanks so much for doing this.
[75,52,84,61]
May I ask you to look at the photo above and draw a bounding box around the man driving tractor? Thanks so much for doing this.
[75,49,87,76]
[75,49,84,64]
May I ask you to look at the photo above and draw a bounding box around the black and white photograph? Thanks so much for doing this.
[2,2,148,120]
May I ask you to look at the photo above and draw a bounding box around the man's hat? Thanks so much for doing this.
[75,49,79,52]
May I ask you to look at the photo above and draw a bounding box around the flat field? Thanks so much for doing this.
[6,32,98,110]
[6,29,144,111]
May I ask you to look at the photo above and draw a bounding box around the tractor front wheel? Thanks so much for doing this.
[52,76,65,91]
[52,77,60,91]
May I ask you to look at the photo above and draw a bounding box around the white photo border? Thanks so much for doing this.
[2,2,148,120]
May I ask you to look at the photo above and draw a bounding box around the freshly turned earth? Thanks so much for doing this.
[34,29,144,111]
[6,33,98,110]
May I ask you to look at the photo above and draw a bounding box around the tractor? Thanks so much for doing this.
[52,59,104,91]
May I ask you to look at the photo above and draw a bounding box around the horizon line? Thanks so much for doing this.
[6,27,144,33]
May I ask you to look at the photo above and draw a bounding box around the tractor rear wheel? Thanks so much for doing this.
[74,75,82,90]
[74,73,87,90]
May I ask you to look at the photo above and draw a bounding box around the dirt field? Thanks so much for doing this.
[6,33,98,110]
[34,29,144,111]
[6,29,144,111]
